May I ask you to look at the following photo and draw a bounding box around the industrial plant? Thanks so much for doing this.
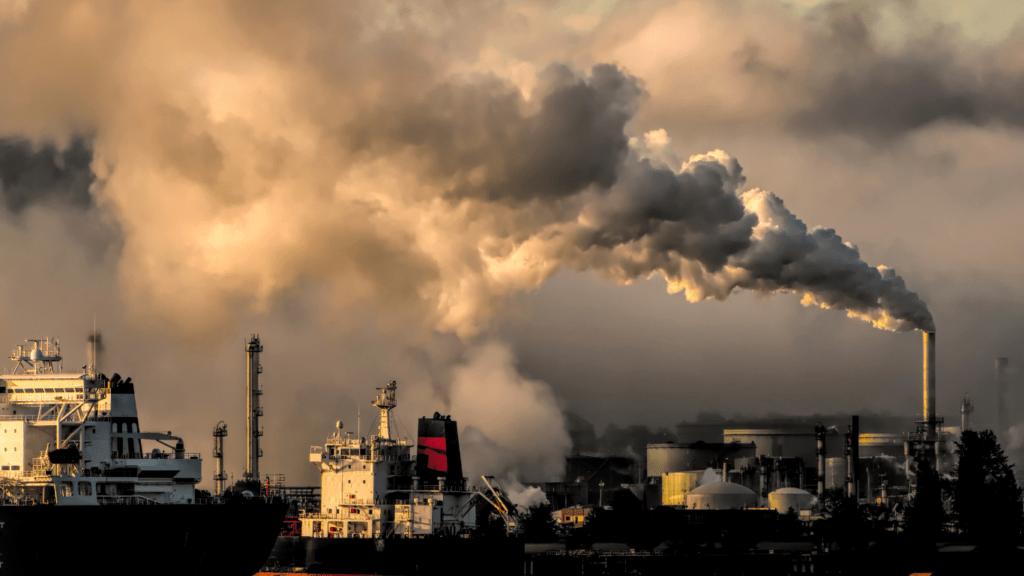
[205,330,1022,575]
[512,331,1024,575]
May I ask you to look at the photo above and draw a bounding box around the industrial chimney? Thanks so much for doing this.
[213,421,228,495]
[245,336,264,485]
[922,332,937,440]
[995,358,1008,442]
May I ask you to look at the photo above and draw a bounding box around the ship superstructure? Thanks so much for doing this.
[0,338,200,505]
[303,380,479,538]
[0,336,288,576]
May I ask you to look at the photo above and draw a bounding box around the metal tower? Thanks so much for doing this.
[245,335,263,484]
[213,421,228,495]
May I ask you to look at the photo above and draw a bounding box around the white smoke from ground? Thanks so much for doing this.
[448,342,571,483]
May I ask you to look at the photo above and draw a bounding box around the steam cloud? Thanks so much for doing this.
[0,2,933,335]
[0,1,946,484]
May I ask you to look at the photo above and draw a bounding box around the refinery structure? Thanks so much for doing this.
[536,331,974,516]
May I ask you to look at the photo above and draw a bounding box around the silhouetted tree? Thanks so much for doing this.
[521,503,559,542]
[953,430,1022,543]
[904,455,946,542]
[818,487,866,550]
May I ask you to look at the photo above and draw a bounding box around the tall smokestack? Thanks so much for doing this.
[923,332,937,440]
[995,358,1008,442]
[245,335,264,485]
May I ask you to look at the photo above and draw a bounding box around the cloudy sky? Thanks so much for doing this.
[0,0,1022,488]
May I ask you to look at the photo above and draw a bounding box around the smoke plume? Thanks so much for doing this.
[0,1,957,486]
[0,1,933,339]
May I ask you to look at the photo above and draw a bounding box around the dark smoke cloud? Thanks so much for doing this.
[424,64,641,203]
[0,137,94,213]
[788,4,1024,141]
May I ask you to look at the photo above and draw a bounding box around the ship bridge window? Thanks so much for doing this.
[32,388,43,393]
[0,386,5,393]
[11,466,18,470]
[79,482,92,496]
[45,388,55,393]
[1,465,8,470]
[60,482,74,497]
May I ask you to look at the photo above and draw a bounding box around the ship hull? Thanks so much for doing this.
[0,502,288,576]
[261,535,524,576]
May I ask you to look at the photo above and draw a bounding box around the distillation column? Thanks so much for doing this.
[245,336,264,484]
[213,422,228,495]
[815,422,827,496]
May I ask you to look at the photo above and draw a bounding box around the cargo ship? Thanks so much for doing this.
[259,380,524,576]
[0,338,287,576]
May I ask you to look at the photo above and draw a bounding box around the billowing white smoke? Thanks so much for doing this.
[0,2,934,485]
[0,1,932,339]
[447,343,571,487]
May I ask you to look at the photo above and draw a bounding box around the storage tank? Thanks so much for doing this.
[859,434,905,458]
[647,442,755,477]
[768,487,816,513]
[825,457,846,490]
[660,470,706,506]
[723,429,842,461]
[685,481,757,510]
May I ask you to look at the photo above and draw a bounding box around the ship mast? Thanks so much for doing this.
[245,335,264,484]
[372,380,397,440]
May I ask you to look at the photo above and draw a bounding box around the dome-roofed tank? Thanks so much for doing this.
[685,481,757,510]
[768,487,816,513]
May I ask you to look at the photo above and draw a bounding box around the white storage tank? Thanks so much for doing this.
[825,457,847,490]
[685,481,757,510]
[768,487,816,513]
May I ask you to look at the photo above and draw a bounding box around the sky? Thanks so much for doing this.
[0,0,1022,490]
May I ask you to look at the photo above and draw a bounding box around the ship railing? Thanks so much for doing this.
[300,508,376,520]
[117,452,201,460]
[97,495,163,505]
[394,484,446,492]
[0,415,31,421]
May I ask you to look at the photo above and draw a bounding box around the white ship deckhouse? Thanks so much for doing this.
[303,380,482,539]
[0,338,201,505]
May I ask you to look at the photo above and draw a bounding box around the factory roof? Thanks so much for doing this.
[769,487,812,496]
